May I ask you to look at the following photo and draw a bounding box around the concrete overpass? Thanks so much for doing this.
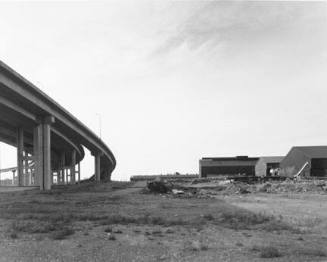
[0,61,116,190]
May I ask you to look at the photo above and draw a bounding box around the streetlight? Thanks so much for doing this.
[96,113,102,140]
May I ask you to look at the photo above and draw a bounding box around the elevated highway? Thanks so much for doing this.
[0,61,116,190]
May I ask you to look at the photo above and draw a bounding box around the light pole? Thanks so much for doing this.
[96,113,102,140]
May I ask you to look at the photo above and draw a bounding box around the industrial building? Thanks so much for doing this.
[255,156,284,177]
[280,146,327,177]
[199,156,259,177]
[199,155,285,178]
[199,146,327,178]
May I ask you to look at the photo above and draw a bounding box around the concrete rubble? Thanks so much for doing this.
[145,177,327,197]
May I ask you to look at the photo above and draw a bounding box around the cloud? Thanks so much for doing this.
[155,1,327,55]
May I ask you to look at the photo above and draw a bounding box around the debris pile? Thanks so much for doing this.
[146,179,172,194]
[255,180,327,193]
[144,178,327,197]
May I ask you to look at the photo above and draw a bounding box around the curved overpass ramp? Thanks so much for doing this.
[0,61,116,190]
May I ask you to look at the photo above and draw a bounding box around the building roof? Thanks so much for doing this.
[201,156,259,161]
[258,156,284,163]
[293,146,327,158]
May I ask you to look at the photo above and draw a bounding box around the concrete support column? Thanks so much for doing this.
[94,153,101,182]
[60,152,65,184]
[34,124,43,189]
[12,170,16,185]
[43,120,52,190]
[24,156,29,186]
[51,171,54,185]
[33,116,55,190]
[28,162,32,185]
[70,150,76,184]
[77,162,81,183]
[17,128,24,186]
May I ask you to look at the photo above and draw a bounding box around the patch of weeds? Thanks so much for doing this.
[298,248,327,257]
[35,235,44,241]
[218,210,271,230]
[159,203,172,209]
[251,245,282,258]
[165,228,174,234]
[101,214,188,226]
[251,245,260,252]
[50,227,75,240]
[242,232,252,238]
[260,246,282,258]
[104,227,112,233]
[196,225,204,232]
[189,241,209,251]
[260,220,299,233]
[108,234,116,241]
[11,220,56,234]
[9,232,18,239]
[203,214,214,221]
[200,244,209,251]
[76,213,108,222]
[214,209,297,232]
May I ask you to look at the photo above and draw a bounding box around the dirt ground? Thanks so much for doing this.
[0,181,326,262]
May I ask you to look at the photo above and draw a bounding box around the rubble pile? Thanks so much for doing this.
[145,178,327,197]
[146,180,172,193]
[256,180,327,193]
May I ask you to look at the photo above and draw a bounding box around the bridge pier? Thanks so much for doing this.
[59,152,65,184]
[32,116,55,190]
[12,170,16,185]
[70,150,76,184]
[93,152,101,182]
[16,128,24,186]
[77,162,81,183]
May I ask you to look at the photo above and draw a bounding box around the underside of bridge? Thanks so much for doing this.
[0,61,116,190]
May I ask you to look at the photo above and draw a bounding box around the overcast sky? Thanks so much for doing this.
[0,1,327,180]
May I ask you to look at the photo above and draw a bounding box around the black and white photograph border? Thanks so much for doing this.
[0,1,326,261]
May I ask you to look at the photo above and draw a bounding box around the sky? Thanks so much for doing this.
[0,1,327,180]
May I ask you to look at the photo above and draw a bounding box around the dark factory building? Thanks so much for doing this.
[199,156,259,177]
[280,146,327,177]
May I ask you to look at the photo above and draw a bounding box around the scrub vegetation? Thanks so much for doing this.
[0,181,326,261]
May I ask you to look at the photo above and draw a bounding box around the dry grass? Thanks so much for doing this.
[251,245,283,258]
[260,246,283,258]
[297,248,327,257]
[50,227,75,240]
[212,209,297,232]
[0,181,326,262]
[10,217,75,240]
[11,220,57,234]
[0,182,298,238]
